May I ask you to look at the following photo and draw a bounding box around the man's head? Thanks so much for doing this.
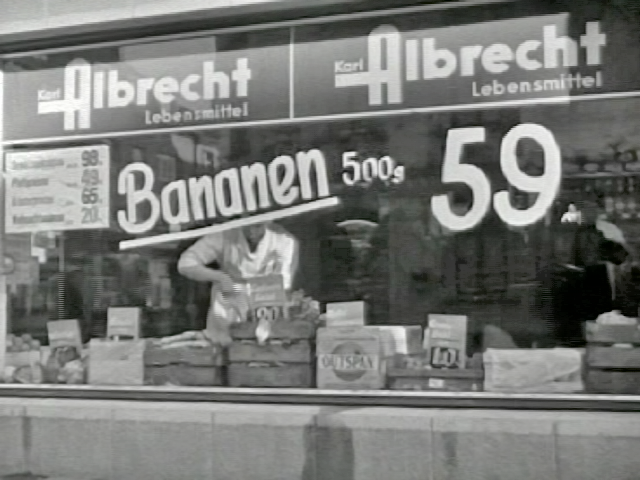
[243,222,267,245]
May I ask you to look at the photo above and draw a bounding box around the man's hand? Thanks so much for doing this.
[217,272,238,295]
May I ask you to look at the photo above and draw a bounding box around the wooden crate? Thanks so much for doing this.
[145,365,224,386]
[586,369,640,394]
[230,321,315,340]
[585,321,640,344]
[388,368,484,392]
[144,344,226,367]
[227,364,313,388]
[587,346,640,369]
[228,341,312,364]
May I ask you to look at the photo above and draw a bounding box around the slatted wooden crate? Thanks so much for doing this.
[144,344,226,387]
[228,321,316,388]
[230,320,316,340]
[585,321,640,394]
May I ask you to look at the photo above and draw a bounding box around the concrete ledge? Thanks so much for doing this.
[0,398,638,479]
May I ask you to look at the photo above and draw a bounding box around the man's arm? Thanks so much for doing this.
[178,234,234,290]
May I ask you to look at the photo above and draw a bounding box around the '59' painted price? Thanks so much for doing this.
[431,123,561,231]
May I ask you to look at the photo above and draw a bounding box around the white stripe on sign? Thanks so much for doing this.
[119,196,341,250]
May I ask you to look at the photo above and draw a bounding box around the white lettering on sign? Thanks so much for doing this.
[431,123,561,231]
[342,152,405,186]
[318,354,377,370]
[334,21,606,105]
[117,149,331,235]
[37,58,252,131]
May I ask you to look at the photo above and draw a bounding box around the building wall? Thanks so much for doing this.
[0,0,434,49]
[0,398,639,480]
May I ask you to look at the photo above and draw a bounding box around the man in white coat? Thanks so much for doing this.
[178,221,299,345]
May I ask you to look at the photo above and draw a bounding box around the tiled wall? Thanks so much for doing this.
[0,397,639,480]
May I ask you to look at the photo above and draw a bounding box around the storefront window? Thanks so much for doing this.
[2,2,640,395]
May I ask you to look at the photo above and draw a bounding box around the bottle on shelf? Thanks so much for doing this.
[626,177,636,220]
[604,178,616,219]
[615,177,627,220]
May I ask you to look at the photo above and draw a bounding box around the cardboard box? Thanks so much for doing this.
[107,307,142,339]
[368,326,422,355]
[326,301,367,327]
[88,339,145,386]
[424,315,468,369]
[316,327,392,390]
[47,319,83,350]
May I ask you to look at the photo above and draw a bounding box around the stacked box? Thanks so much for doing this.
[227,321,315,388]
[144,343,226,386]
[585,321,640,394]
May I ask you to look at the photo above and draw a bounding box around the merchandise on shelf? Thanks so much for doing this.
[3,334,43,384]
[316,326,393,390]
[424,314,468,369]
[483,348,584,393]
[42,320,87,384]
[144,331,226,387]
[42,346,87,385]
[88,308,145,386]
[388,353,484,392]
[370,326,423,355]
[325,301,368,328]
[88,338,145,386]
[227,289,320,388]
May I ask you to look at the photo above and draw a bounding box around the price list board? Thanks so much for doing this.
[4,145,110,233]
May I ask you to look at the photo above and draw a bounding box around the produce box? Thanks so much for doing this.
[326,301,368,327]
[88,339,145,386]
[483,348,584,393]
[230,320,315,340]
[228,364,313,388]
[586,370,640,394]
[388,353,483,392]
[585,321,640,344]
[388,368,484,392]
[3,351,43,384]
[144,344,226,367]
[316,327,392,390]
[424,314,468,369]
[369,326,423,355]
[41,346,87,385]
[228,340,312,364]
[586,346,640,369]
[145,365,224,386]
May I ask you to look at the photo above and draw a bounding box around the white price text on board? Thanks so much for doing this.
[342,152,405,186]
[4,145,110,233]
[431,123,561,231]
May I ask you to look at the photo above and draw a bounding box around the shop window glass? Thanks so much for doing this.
[3,2,640,395]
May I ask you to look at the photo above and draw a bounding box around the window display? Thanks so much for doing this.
[3,2,640,397]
